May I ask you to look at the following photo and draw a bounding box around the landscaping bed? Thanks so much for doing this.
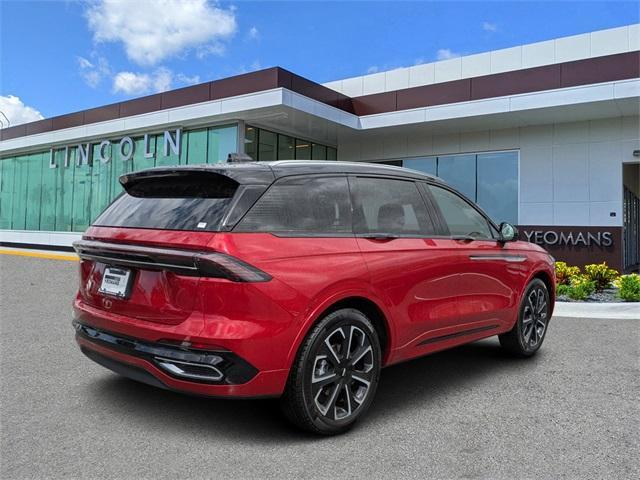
[554,261,640,302]
[557,287,622,303]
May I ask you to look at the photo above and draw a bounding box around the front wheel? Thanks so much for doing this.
[280,308,381,435]
[499,279,551,357]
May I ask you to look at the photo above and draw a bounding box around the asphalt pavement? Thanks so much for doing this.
[1,253,638,480]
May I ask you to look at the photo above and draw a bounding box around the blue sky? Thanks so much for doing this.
[1,0,638,125]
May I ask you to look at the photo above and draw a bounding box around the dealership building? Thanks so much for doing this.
[1,24,639,271]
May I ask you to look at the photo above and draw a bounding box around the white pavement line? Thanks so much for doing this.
[553,302,640,319]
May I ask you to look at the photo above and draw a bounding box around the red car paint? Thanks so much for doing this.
[73,224,555,398]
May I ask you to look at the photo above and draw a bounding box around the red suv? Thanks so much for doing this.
[73,160,555,435]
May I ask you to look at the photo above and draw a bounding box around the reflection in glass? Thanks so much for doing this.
[258,129,277,161]
[477,152,518,224]
[295,139,311,160]
[312,144,327,160]
[237,176,352,233]
[244,127,257,160]
[436,154,476,200]
[278,134,295,160]
[403,157,436,176]
[400,151,519,224]
[208,125,238,163]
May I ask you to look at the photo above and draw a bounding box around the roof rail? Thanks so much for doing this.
[227,152,254,163]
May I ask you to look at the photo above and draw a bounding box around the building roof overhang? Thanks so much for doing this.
[0,52,638,156]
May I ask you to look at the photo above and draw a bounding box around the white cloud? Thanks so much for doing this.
[248,26,259,40]
[436,49,461,61]
[77,55,111,88]
[366,66,379,74]
[86,0,237,66]
[0,95,44,126]
[113,71,153,95]
[176,73,201,85]
[482,21,498,32]
[112,68,199,95]
[196,43,226,59]
[152,67,173,92]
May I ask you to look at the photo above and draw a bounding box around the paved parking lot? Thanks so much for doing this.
[1,253,638,480]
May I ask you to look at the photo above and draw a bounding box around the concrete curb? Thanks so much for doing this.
[553,301,640,319]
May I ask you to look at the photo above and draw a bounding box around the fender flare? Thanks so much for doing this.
[284,288,395,368]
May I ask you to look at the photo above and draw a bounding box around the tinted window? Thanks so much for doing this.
[236,176,351,234]
[94,173,238,232]
[429,185,494,239]
[278,134,295,160]
[436,154,476,200]
[295,139,311,160]
[399,151,519,224]
[258,129,277,161]
[351,177,436,236]
[477,152,518,224]
[403,157,436,176]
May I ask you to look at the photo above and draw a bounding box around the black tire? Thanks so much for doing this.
[280,308,382,435]
[499,278,551,357]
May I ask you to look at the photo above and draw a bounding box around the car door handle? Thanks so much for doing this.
[469,254,526,263]
[360,234,399,241]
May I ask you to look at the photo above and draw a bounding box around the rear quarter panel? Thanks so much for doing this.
[201,233,378,371]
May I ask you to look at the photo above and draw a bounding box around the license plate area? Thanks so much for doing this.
[99,266,133,299]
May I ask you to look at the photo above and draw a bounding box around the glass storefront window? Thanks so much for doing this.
[295,139,311,160]
[278,134,295,160]
[312,144,327,160]
[437,154,476,201]
[186,129,207,164]
[0,123,240,233]
[403,157,436,176]
[244,125,335,162]
[477,152,518,225]
[1,123,340,234]
[208,124,238,164]
[397,151,518,225]
[258,130,277,161]
[244,126,257,160]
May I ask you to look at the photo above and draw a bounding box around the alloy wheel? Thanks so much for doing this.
[522,286,549,348]
[311,325,375,422]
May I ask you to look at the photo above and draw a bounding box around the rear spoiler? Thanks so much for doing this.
[120,165,275,191]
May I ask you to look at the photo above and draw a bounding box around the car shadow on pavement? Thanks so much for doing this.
[87,337,536,443]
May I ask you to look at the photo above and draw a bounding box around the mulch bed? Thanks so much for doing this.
[556,288,622,303]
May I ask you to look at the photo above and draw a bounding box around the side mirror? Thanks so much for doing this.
[499,222,519,242]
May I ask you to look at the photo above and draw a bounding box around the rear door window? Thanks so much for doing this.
[93,172,238,232]
[350,177,436,236]
[235,175,352,235]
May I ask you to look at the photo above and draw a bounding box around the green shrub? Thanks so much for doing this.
[556,284,571,297]
[584,262,619,292]
[617,274,640,302]
[555,262,580,286]
[567,275,596,301]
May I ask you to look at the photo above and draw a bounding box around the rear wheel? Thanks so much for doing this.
[281,308,381,435]
[499,278,551,357]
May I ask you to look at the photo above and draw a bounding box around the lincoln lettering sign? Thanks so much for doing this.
[48,128,182,168]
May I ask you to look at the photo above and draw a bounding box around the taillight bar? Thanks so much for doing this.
[72,239,271,282]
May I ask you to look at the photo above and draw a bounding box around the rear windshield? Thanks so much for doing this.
[93,172,238,232]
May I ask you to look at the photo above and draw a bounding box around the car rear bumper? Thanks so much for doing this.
[74,321,289,398]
